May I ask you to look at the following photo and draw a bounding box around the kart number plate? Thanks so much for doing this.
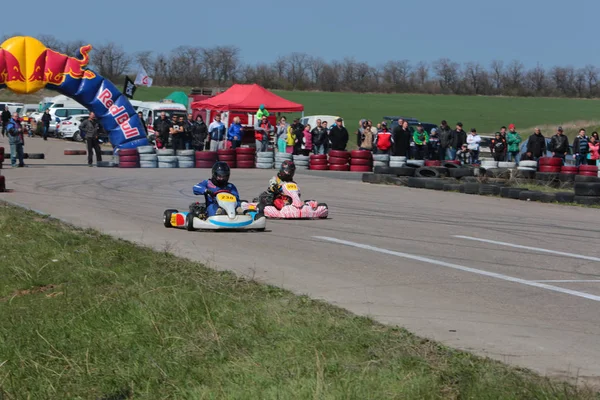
[285,183,298,191]
[217,193,236,202]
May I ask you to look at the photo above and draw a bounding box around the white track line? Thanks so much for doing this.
[313,236,600,303]
[533,280,600,283]
[454,235,600,263]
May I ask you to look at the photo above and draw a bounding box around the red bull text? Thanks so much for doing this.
[98,89,140,139]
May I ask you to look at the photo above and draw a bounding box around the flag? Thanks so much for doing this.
[134,66,153,87]
[123,76,137,99]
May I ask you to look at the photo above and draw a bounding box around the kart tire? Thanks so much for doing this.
[196,151,218,161]
[64,149,86,155]
[310,154,327,160]
[140,161,158,168]
[415,167,440,178]
[579,165,599,173]
[424,160,441,167]
[328,150,350,159]
[515,169,536,179]
[163,209,178,228]
[309,164,329,170]
[350,158,373,166]
[574,196,600,205]
[235,147,256,155]
[328,156,349,165]
[139,154,158,161]
[96,161,116,167]
[195,161,215,168]
[310,159,328,166]
[442,161,460,169]
[519,191,542,201]
[539,165,561,173]
[237,161,256,168]
[574,182,600,196]
[448,168,474,178]
[518,160,538,168]
[555,192,575,203]
[559,173,576,182]
[236,154,255,161]
[156,148,175,156]
[157,156,178,163]
[388,162,405,168]
[498,161,516,168]
[561,166,579,173]
[137,145,155,154]
[158,162,177,168]
[535,172,560,182]
[28,153,45,159]
[256,162,274,169]
[373,154,390,162]
[350,150,373,160]
[119,155,139,163]
[186,213,196,231]
[350,165,372,172]
[539,157,562,166]
[217,149,236,156]
[574,175,600,183]
[119,161,139,168]
[463,182,480,194]
[178,160,195,168]
[329,164,350,171]
[218,155,236,161]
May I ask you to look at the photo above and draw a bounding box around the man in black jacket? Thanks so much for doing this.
[153,112,172,148]
[548,126,569,161]
[1,108,10,137]
[312,121,328,155]
[392,119,411,157]
[41,109,52,140]
[329,118,349,151]
[79,112,102,166]
[437,120,452,160]
[525,128,546,161]
[449,122,466,160]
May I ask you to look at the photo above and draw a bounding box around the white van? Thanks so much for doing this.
[137,101,188,139]
[0,102,24,115]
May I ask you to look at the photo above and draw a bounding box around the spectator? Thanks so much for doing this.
[525,128,546,161]
[548,126,569,161]
[392,120,411,157]
[506,123,522,163]
[490,132,507,161]
[137,111,147,135]
[228,116,243,149]
[80,112,102,167]
[329,117,349,151]
[256,104,269,120]
[255,115,273,152]
[456,143,471,165]
[191,115,208,151]
[290,118,304,154]
[312,120,329,154]
[182,114,194,150]
[376,123,382,131]
[588,134,599,166]
[427,128,442,160]
[466,128,481,164]
[375,121,393,154]
[321,121,331,154]
[276,117,290,153]
[299,124,313,155]
[41,109,52,140]
[286,123,296,154]
[154,112,172,149]
[170,115,185,150]
[499,126,507,140]
[449,122,466,160]
[412,123,429,160]
[572,128,589,167]
[355,119,367,147]
[358,121,373,151]
[208,114,226,151]
[6,113,25,167]
[438,120,452,160]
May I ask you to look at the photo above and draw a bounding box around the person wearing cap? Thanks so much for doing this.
[549,126,569,161]
[329,117,349,151]
[466,128,481,164]
[572,128,590,167]
[256,104,269,120]
[375,121,393,154]
[506,123,522,164]
[412,123,429,160]
[438,120,452,160]
[427,128,442,160]
[525,128,546,161]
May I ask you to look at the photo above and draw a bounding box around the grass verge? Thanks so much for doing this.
[0,203,598,399]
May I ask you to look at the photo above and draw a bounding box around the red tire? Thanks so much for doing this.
[119,155,139,163]
[350,158,373,166]
[119,149,138,156]
[237,161,255,168]
[350,150,373,160]
[561,166,579,173]
[329,157,349,165]
[579,165,599,173]
[119,161,139,168]
[579,171,598,177]
[64,149,86,155]
[310,154,327,160]
[328,150,350,159]
[329,164,350,171]
[350,165,373,172]
[539,157,562,166]
[195,161,214,168]
[196,151,218,161]
[222,161,236,168]
[444,160,461,165]
[236,154,255,161]
[218,155,236,161]
[538,165,561,173]
[217,149,236,156]
[309,164,329,170]
[235,147,255,155]
[560,170,578,175]
[309,159,328,166]
[425,160,442,167]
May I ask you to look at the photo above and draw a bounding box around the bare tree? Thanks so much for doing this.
[490,60,504,93]
[90,42,131,82]
[464,62,486,94]
[433,58,460,93]
[525,63,547,95]
[286,52,309,89]
[583,65,598,97]
[214,45,240,84]
[308,56,325,85]
[37,34,64,52]
[504,60,525,93]
[135,51,154,73]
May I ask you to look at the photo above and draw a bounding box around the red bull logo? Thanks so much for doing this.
[29,45,96,86]
[0,49,26,85]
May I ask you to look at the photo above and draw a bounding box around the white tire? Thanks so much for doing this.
[256,162,274,169]
[373,154,390,162]
[139,154,158,161]
[176,150,195,156]
[156,148,175,156]
[157,156,178,163]
[373,161,389,167]
[517,166,536,171]
[518,160,538,168]
[178,160,195,168]
[481,161,498,168]
[498,162,516,168]
[295,161,309,167]
[177,155,194,162]
[406,160,425,167]
[158,162,176,168]
[390,156,407,162]
[293,155,309,161]
[137,145,155,154]
[389,162,406,168]
[140,161,158,168]
[276,153,293,160]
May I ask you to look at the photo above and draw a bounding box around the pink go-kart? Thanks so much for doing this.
[241,181,328,219]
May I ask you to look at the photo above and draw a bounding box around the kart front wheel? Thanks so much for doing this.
[163,209,178,228]
[186,213,196,231]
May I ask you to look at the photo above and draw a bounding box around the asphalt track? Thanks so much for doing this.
[2,137,600,387]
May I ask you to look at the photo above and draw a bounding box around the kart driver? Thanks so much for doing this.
[191,161,242,218]
[258,160,296,211]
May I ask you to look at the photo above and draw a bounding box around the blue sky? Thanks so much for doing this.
[2,0,596,69]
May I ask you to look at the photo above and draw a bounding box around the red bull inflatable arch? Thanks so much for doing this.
[0,36,147,152]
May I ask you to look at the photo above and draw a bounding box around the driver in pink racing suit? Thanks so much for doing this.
[258,160,296,212]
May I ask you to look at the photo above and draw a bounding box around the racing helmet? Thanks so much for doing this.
[277,160,296,182]
[211,161,231,188]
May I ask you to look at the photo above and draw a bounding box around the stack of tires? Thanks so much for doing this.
[309,154,328,170]
[256,151,274,169]
[498,161,517,169]
[536,157,562,186]
[574,165,600,205]
[196,151,218,168]
[293,154,310,170]
[275,151,292,168]
[217,149,236,168]
[373,154,390,168]
[138,145,157,168]
[236,147,255,169]
[559,164,579,187]
[328,150,350,171]
[157,148,177,168]
[350,150,373,172]
[176,150,195,168]
[389,156,406,167]
[579,164,599,178]
[118,148,140,168]
[516,160,537,179]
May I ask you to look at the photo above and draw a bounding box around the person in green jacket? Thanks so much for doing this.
[256,104,270,120]
[506,123,522,163]
[413,123,429,160]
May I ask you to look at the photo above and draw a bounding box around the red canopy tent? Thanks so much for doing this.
[190,83,304,113]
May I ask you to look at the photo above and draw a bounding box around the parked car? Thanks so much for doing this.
[299,115,342,130]
[47,107,89,134]
[519,137,574,165]
[57,114,89,141]
[478,135,494,159]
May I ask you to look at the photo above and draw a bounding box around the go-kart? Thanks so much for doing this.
[241,181,328,219]
[163,190,266,231]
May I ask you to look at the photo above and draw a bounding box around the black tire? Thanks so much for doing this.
[515,169,536,179]
[574,196,600,206]
[519,191,541,201]
[555,192,575,203]
[442,162,460,169]
[425,179,444,190]
[448,167,474,178]
[373,166,392,174]
[485,168,511,179]
[443,183,462,192]
[539,192,557,203]
[362,173,383,184]
[574,175,600,183]
[479,184,497,196]
[101,149,114,155]
[559,173,576,183]
[163,209,178,228]
[415,167,440,178]
[460,176,478,182]
[27,153,45,159]
[574,183,600,197]
[500,187,512,198]
[407,177,428,188]
[186,213,196,231]
[463,182,480,194]
[431,167,449,177]
[536,172,560,183]
[96,161,116,167]
[508,188,526,199]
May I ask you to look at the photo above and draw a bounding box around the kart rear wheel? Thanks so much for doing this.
[186,213,196,231]
[163,209,178,228]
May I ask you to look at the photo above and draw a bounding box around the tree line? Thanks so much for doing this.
[3,34,600,98]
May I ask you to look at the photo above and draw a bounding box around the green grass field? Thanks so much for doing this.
[1,203,598,399]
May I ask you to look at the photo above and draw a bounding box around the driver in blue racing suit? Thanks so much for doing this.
[191,161,242,218]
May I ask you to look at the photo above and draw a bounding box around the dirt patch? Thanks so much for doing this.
[1,284,61,302]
